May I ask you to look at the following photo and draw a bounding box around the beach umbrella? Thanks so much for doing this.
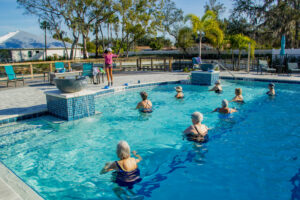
[280,35,285,56]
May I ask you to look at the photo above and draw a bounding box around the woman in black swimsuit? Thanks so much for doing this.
[101,141,142,189]
[184,112,209,143]
[209,80,222,93]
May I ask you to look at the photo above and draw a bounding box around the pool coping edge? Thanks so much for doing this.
[0,161,44,200]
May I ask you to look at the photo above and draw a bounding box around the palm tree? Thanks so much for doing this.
[185,10,219,58]
[40,21,51,60]
[229,34,256,70]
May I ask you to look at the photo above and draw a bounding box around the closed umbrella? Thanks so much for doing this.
[280,35,286,67]
[280,35,285,56]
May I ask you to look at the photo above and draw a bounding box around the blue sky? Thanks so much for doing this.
[0,0,233,37]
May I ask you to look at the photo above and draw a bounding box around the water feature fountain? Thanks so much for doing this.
[191,62,219,85]
[45,76,96,120]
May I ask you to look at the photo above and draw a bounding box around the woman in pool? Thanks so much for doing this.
[184,112,209,143]
[136,92,153,113]
[101,141,142,189]
[231,88,244,103]
[267,83,275,96]
[213,99,237,114]
[103,48,118,87]
[209,80,222,93]
[175,86,184,99]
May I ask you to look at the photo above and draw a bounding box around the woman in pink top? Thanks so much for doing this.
[104,48,118,86]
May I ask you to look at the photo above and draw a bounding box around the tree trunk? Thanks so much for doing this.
[44,29,47,61]
[82,34,88,59]
[70,32,79,60]
[296,21,299,48]
[199,35,202,58]
[126,34,129,58]
[55,29,69,60]
[232,49,234,70]
[95,27,99,58]
[100,25,105,52]
[238,50,241,71]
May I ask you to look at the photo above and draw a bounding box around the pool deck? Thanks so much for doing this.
[1,70,300,199]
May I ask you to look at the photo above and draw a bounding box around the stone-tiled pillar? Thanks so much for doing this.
[46,90,95,120]
[191,71,220,85]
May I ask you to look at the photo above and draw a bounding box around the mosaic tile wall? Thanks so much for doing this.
[46,94,95,120]
[191,72,219,85]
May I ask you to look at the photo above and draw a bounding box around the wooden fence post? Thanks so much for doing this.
[30,64,33,79]
[164,58,166,71]
[151,58,153,71]
[68,62,71,71]
[136,59,139,71]
[140,58,142,71]
[49,63,52,72]
[169,57,173,72]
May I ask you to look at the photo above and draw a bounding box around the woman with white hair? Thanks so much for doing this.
[184,112,209,143]
[101,141,142,189]
[209,80,222,93]
[175,86,184,99]
[213,99,237,114]
[103,48,118,87]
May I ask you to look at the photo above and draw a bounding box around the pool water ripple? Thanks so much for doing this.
[0,80,300,199]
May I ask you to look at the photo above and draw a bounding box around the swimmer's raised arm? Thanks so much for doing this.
[212,108,219,112]
[132,151,142,163]
[100,162,116,174]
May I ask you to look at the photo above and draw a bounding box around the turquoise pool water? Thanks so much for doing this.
[0,80,300,199]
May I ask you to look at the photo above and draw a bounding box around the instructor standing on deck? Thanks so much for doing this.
[103,48,118,87]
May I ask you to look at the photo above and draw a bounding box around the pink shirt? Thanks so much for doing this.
[104,53,118,65]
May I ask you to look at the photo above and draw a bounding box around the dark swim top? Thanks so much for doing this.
[186,125,209,143]
[176,96,184,99]
[215,89,222,94]
[114,161,142,189]
[266,91,275,96]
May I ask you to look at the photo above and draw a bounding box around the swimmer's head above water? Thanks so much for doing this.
[140,91,148,100]
[222,99,229,108]
[117,140,131,160]
[235,88,242,95]
[191,112,203,124]
[175,86,183,92]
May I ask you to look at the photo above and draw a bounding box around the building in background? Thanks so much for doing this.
[0,30,82,62]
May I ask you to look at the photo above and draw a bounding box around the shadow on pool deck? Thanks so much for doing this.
[0,105,47,119]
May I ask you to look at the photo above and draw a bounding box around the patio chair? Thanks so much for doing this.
[259,60,276,74]
[93,63,106,83]
[4,65,25,87]
[54,62,66,73]
[287,63,300,74]
[81,63,94,83]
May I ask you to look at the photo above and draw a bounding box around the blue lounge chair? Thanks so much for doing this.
[55,62,66,73]
[81,63,93,83]
[4,65,25,87]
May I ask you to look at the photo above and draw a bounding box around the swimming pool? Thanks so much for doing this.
[0,80,300,199]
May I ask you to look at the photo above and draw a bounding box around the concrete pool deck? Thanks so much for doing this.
[1,70,300,199]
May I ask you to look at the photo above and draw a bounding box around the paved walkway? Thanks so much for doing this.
[0,178,21,200]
